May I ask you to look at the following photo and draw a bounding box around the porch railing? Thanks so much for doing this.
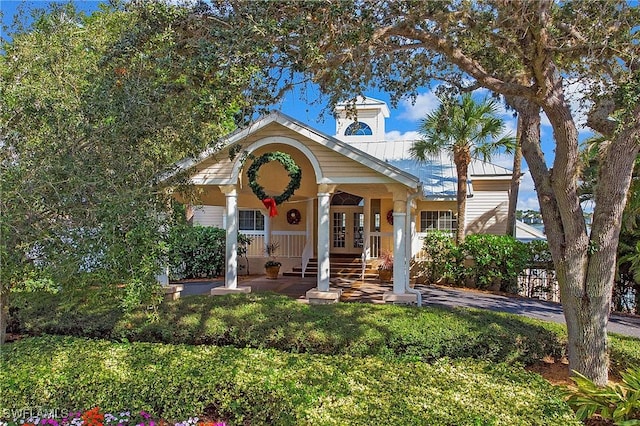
[369,231,392,258]
[241,231,306,258]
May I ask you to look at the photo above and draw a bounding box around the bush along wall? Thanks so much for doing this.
[166,226,251,279]
[420,232,534,293]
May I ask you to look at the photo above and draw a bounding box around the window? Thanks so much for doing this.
[420,211,457,233]
[344,121,373,136]
[239,210,265,231]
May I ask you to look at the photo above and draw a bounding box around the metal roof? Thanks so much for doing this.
[347,140,512,198]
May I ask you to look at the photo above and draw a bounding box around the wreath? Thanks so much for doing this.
[247,152,302,216]
[387,210,394,225]
[286,209,302,225]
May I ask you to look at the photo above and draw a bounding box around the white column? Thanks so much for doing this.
[306,184,341,304]
[363,197,371,260]
[263,211,271,255]
[306,198,314,251]
[317,191,331,291]
[392,209,407,294]
[211,185,251,295]
[222,185,238,289]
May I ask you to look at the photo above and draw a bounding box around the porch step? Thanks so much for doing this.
[283,257,381,281]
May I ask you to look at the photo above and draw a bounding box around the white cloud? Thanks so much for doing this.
[397,92,441,122]
[487,153,514,169]
[519,171,536,192]
[384,130,422,141]
[517,194,540,211]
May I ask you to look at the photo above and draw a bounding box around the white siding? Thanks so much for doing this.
[465,190,509,235]
[191,205,224,228]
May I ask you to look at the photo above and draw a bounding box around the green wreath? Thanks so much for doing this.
[247,151,302,205]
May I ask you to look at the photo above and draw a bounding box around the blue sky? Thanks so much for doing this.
[2,0,597,212]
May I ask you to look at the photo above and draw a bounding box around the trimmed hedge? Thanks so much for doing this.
[11,290,565,366]
[0,335,580,425]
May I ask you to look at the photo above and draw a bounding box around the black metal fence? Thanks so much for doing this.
[518,262,560,302]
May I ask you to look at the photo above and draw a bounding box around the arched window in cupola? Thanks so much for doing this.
[344,121,373,136]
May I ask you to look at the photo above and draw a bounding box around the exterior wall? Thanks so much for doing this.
[192,123,387,184]
[191,205,224,227]
[414,200,458,231]
[335,108,386,142]
[465,179,510,235]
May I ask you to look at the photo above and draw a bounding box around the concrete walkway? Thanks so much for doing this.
[175,275,640,338]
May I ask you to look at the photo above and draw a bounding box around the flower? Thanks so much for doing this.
[1,409,225,426]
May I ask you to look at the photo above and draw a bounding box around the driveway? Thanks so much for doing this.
[417,284,640,338]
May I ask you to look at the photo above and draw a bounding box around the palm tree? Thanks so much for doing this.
[410,93,514,243]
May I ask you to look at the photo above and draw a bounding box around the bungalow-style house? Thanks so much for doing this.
[173,97,523,304]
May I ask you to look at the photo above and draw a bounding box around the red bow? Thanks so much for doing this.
[262,197,278,217]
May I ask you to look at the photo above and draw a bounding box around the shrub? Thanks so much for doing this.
[10,291,566,366]
[566,366,640,424]
[461,234,530,293]
[420,231,460,282]
[167,225,225,279]
[0,336,580,425]
[167,226,251,279]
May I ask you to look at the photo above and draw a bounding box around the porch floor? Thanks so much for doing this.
[177,274,394,304]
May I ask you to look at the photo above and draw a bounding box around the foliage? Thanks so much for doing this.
[213,0,640,384]
[0,335,580,425]
[246,152,302,205]
[376,250,394,271]
[566,367,640,425]
[411,94,514,243]
[580,137,640,314]
[10,290,567,366]
[0,0,268,341]
[420,231,461,282]
[167,226,252,279]
[420,233,531,292]
[2,407,225,426]
[461,235,530,293]
[264,242,281,268]
[167,226,225,279]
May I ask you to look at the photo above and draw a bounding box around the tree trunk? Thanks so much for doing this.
[453,147,471,244]
[506,115,523,237]
[519,89,640,385]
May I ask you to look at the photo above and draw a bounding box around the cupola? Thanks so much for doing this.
[334,96,390,143]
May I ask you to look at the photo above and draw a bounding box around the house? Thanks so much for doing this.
[173,97,515,304]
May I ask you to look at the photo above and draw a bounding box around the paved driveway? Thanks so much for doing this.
[417,284,640,338]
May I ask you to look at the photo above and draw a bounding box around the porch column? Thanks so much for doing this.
[392,199,407,294]
[305,198,314,250]
[316,189,331,291]
[382,189,417,304]
[363,197,371,260]
[211,185,251,295]
[262,211,271,252]
[306,184,341,304]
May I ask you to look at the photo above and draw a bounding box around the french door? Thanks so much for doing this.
[330,207,364,254]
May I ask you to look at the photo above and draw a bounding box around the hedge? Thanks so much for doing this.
[0,335,580,425]
[10,290,565,366]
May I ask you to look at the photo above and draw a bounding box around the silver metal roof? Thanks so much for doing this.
[347,140,512,198]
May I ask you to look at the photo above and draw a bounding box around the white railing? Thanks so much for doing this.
[272,231,306,258]
[241,231,306,258]
[369,232,392,258]
[301,237,313,277]
[240,232,266,257]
